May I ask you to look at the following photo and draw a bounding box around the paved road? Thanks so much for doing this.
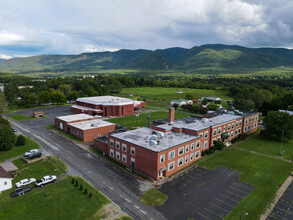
[6,111,166,220]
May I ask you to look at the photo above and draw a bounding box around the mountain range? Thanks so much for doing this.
[1,44,293,74]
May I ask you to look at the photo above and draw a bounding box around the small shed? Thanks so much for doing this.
[0,166,13,192]
[0,161,18,176]
[33,111,44,118]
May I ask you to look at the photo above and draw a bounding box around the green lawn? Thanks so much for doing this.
[44,124,82,142]
[9,114,33,121]
[0,176,111,220]
[12,156,67,182]
[236,134,293,160]
[118,87,232,105]
[199,148,291,220]
[106,111,190,129]
[140,188,168,206]
[0,137,41,163]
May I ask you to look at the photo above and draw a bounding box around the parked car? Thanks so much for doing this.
[35,175,57,187]
[24,149,40,157]
[13,128,17,132]
[15,178,36,188]
[10,186,33,198]
[27,151,42,160]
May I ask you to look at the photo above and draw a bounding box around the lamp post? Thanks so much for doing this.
[280,129,285,156]
[135,114,139,129]
[146,113,150,127]
[240,212,248,220]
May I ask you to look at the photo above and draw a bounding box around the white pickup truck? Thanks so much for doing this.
[35,175,57,187]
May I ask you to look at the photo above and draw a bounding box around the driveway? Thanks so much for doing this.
[156,166,254,220]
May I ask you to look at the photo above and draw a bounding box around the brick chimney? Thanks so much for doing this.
[169,108,175,124]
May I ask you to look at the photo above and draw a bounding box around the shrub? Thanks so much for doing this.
[215,141,224,151]
[0,124,16,151]
[71,178,75,184]
[231,139,235,144]
[79,184,83,191]
[201,151,206,156]
[84,188,88,195]
[75,180,78,187]
[89,192,92,198]
[16,135,26,146]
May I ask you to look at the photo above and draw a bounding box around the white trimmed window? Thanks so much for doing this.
[185,145,189,152]
[228,125,231,131]
[252,117,254,121]
[218,128,221,134]
[178,158,184,166]
[110,149,114,157]
[217,137,220,141]
[236,121,238,126]
[116,141,120,149]
[232,123,234,129]
[196,141,200,148]
[4,181,7,185]
[245,127,247,132]
[191,143,194,151]
[212,139,216,145]
[249,118,251,122]
[239,128,241,133]
[122,154,127,162]
[255,116,258,120]
[169,150,175,160]
[223,127,226,132]
[178,147,184,155]
[168,162,175,171]
[122,143,127,152]
[190,153,194,161]
[213,129,217,136]
[116,152,120,160]
[160,154,165,163]
[195,151,200,158]
[185,155,189,163]
[239,120,242,125]
[255,123,257,127]
[248,125,251,130]
[235,130,238,135]
[204,141,208,148]
[245,119,248,124]
[231,131,234,137]
[110,139,114,147]
[131,147,135,155]
[204,131,208,138]
[199,133,203,137]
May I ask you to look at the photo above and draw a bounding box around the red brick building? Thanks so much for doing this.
[71,96,146,117]
[55,114,115,142]
[94,109,259,181]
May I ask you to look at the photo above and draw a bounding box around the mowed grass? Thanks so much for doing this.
[0,176,111,220]
[9,114,33,121]
[140,188,168,206]
[237,134,293,161]
[118,87,232,105]
[0,137,41,163]
[12,156,67,183]
[199,148,291,220]
[106,111,190,129]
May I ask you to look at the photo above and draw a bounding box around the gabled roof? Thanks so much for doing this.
[0,162,18,172]
[0,166,12,179]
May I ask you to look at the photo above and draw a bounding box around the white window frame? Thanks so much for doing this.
[232,123,234,129]
[110,149,114,157]
[169,150,175,160]
[199,132,203,137]
[228,125,231,131]
[116,151,120,160]
[131,147,135,155]
[160,154,165,163]
[195,151,200,158]
[218,128,221,134]
[213,129,217,136]
[168,162,175,171]
[236,121,238,126]
[231,131,234,137]
[204,141,208,149]
[122,154,127,162]
[185,145,189,152]
[178,147,184,156]
[178,158,184,167]
[190,153,194,161]
[122,143,127,152]
[239,120,242,125]
[116,141,120,149]
[185,155,189,164]
[204,131,208,139]
[196,141,200,148]
[212,139,216,145]
[191,143,194,151]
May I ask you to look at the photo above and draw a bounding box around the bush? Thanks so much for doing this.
[71,178,75,184]
[231,139,235,144]
[79,184,83,191]
[0,124,16,151]
[201,151,206,156]
[89,192,92,198]
[215,141,225,151]
[75,180,78,187]
[84,188,88,195]
[15,135,26,146]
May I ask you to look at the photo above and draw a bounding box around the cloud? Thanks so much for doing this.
[0,0,292,57]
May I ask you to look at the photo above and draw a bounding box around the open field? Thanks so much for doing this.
[199,148,291,220]
[0,137,41,163]
[140,188,168,206]
[106,111,190,129]
[236,134,293,161]
[118,87,232,105]
[9,114,34,121]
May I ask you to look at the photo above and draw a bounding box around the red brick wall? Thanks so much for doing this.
[243,113,259,134]
[94,139,108,153]
[103,104,134,117]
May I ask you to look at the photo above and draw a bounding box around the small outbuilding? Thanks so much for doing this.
[33,111,44,118]
[0,166,13,192]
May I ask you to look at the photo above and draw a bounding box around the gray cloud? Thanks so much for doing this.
[0,0,292,58]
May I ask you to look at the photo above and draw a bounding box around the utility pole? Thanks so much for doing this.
[135,114,139,129]
[146,113,150,127]
[280,129,284,156]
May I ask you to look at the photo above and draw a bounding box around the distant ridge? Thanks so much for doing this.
[1,44,293,74]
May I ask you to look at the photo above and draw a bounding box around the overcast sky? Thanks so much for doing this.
[0,0,292,58]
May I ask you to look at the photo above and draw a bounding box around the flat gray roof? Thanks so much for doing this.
[110,127,200,152]
[56,113,96,122]
[77,96,134,106]
[70,119,114,131]
[157,114,243,131]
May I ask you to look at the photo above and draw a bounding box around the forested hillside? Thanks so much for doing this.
[1,44,293,74]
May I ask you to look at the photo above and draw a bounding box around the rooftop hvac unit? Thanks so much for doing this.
[201,118,209,123]
[151,135,157,141]
[156,131,164,138]
[150,140,157,146]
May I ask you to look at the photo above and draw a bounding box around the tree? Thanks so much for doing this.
[4,83,17,106]
[51,91,66,104]
[0,116,10,126]
[68,91,79,101]
[172,103,179,110]
[19,93,37,108]
[191,104,200,113]
[214,141,224,151]
[233,98,253,111]
[208,102,218,111]
[0,91,6,114]
[185,93,194,100]
[201,98,208,105]
[58,84,71,98]
[263,111,293,141]
[0,124,16,151]
[16,135,26,146]
[38,91,51,105]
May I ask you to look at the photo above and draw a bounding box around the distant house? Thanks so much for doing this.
[33,111,44,118]
[176,90,184,94]
[18,86,33,89]
[279,110,293,115]
[0,86,4,92]
[171,99,193,107]
[200,97,221,102]
[0,166,13,192]
[128,93,134,96]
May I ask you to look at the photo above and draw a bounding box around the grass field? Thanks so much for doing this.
[118,87,232,105]
[106,111,190,129]
[9,114,34,121]
[199,148,291,220]
[0,176,111,220]
[0,137,41,163]
[140,188,168,206]
[237,134,293,161]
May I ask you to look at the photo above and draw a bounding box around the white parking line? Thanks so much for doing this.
[140,209,147,215]
[229,186,249,194]
[197,169,207,174]
[204,208,224,218]
[214,198,234,208]
[192,172,202,177]
[181,183,188,187]
[210,202,229,213]
[220,194,239,203]
[108,186,114,190]
[220,167,229,173]
[228,170,236,176]
[224,190,244,199]
[134,205,140,209]
[102,182,105,184]
[125,198,132,203]
[198,212,211,220]
[232,182,254,191]
[184,179,193,184]
[188,176,198,180]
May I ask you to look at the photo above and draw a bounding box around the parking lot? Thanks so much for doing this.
[268,181,293,220]
[156,166,254,220]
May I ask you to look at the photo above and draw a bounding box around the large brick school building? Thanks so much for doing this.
[94,108,259,181]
